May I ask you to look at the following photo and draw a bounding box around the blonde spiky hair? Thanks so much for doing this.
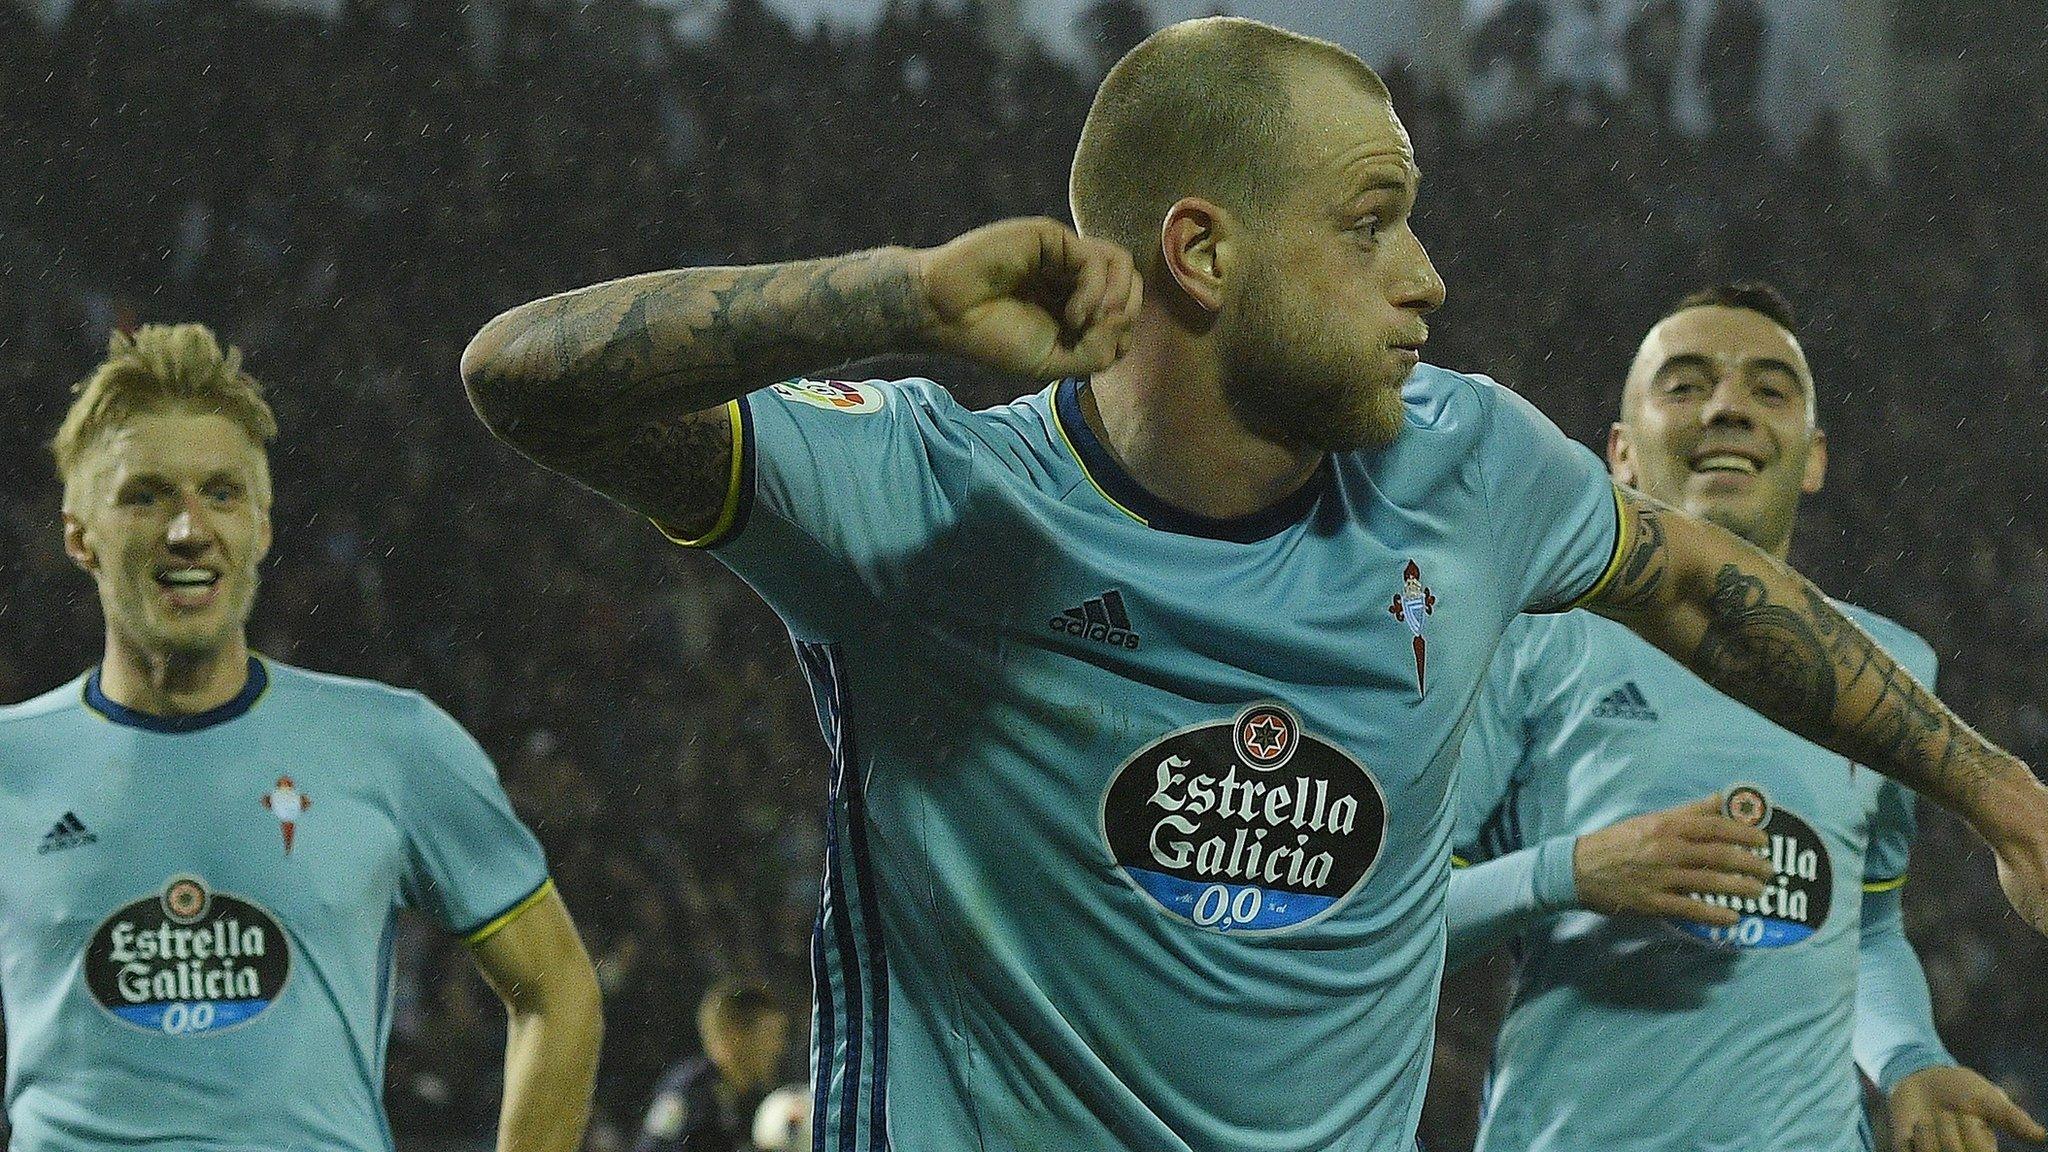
[51,323,278,511]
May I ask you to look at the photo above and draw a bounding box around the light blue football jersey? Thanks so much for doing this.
[0,656,551,1152]
[670,367,1625,1151]
[1453,607,1935,1152]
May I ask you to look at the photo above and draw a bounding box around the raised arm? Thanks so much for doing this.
[460,219,1140,537]
[1589,486,2048,933]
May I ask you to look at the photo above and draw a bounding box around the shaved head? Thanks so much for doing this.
[1069,16,1390,268]
[1624,282,1815,423]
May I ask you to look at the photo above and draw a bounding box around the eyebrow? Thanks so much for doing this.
[1348,166,1418,195]
[1655,354,1803,382]
[115,469,247,490]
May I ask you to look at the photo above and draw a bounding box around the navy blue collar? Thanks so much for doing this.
[1054,378,1329,544]
[84,655,268,734]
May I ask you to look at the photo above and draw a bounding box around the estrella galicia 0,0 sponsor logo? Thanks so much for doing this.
[1101,703,1387,934]
[85,875,291,1035]
[1670,784,1833,949]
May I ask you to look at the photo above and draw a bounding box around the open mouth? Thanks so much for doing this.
[155,567,222,606]
[1690,450,1763,476]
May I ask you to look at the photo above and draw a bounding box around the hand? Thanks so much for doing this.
[1986,778,2048,936]
[1889,1065,2046,1152]
[1573,794,1774,926]
[911,218,1142,380]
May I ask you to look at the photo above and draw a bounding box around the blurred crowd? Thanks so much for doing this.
[1,0,2043,1148]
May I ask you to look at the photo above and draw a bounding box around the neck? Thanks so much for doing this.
[99,629,251,716]
[1733,512,1796,562]
[1085,323,1323,521]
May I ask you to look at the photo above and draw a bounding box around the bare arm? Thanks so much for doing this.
[470,886,604,1152]
[460,220,1141,538]
[1590,486,2048,930]
[460,250,930,537]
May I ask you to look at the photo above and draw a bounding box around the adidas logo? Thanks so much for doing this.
[1592,681,1659,722]
[1048,589,1142,651]
[38,812,98,855]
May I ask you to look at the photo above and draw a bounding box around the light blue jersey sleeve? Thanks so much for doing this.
[1849,628,1953,1093]
[1855,886,1955,1092]
[1447,617,1580,971]
[1474,380,1625,615]
[663,378,978,640]
[396,694,552,941]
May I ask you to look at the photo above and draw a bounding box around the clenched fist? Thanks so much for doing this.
[912,218,1143,380]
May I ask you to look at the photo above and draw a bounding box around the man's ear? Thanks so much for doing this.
[1607,422,1639,486]
[1801,427,1828,496]
[63,512,98,575]
[1160,197,1232,314]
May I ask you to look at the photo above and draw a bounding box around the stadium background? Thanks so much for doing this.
[1,0,2043,1148]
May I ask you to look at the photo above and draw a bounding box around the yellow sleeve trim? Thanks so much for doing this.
[1555,483,1632,613]
[464,877,555,946]
[1862,875,1908,893]
[1450,854,1471,869]
[652,400,746,548]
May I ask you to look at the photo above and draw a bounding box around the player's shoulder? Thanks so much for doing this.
[769,375,1053,460]
[767,375,980,430]
[258,658,470,748]
[260,657,428,715]
[1396,362,1500,435]
[0,672,94,729]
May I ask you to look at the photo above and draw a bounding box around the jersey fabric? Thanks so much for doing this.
[671,367,1624,1152]
[1452,606,1939,1152]
[0,656,550,1152]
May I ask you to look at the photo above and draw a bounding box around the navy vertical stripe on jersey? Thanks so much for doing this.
[797,642,891,1152]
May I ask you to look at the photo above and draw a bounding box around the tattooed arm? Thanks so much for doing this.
[1589,486,2048,931]
[460,219,1140,537]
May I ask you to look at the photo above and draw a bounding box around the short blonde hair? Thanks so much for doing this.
[1070,17,1390,264]
[51,324,278,510]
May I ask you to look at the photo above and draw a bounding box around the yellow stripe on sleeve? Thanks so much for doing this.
[464,877,556,946]
[1862,875,1908,894]
[1556,483,1632,612]
[652,400,746,548]
[1450,854,1471,869]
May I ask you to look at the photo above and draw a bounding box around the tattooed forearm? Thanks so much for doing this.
[1687,563,2006,811]
[462,248,931,461]
[1599,497,2027,820]
[1692,566,1837,727]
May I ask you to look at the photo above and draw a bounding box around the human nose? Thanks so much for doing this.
[1699,376,1755,429]
[1394,230,1447,315]
[165,492,213,551]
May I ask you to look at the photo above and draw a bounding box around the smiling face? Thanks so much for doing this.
[1610,305,1825,557]
[1217,64,1447,453]
[64,408,273,663]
